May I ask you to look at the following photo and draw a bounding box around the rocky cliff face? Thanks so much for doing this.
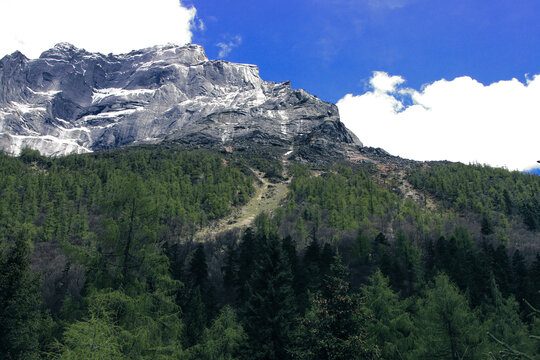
[0,43,361,156]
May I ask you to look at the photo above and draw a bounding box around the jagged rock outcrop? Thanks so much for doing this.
[0,43,361,156]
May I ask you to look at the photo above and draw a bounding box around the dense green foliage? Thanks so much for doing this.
[408,162,540,232]
[0,224,42,359]
[286,163,450,252]
[0,147,254,359]
[0,147,254,243]
[361,270,414,359]
[414,273,483,359]
[240,227,297,359]
[294,254,379,360]
[288,164,401,231]
[0,147,538,359]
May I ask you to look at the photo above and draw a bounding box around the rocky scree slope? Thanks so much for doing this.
[0,43,361,157]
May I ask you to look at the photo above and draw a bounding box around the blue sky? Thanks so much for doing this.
[187,0,540,171]
[1,0,539,170]
[188,0,540,103]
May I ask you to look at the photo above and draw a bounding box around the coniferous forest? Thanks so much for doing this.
[0,146,538,360]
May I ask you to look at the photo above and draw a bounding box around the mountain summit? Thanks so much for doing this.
[0,43,361,158]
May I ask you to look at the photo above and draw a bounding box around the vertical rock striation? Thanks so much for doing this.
[0,43,361,157]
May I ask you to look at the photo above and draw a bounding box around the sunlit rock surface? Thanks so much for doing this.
[0,43,361,156]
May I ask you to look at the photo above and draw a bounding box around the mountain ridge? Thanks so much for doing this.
[0,42,362,159]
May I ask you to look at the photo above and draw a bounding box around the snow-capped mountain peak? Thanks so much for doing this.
[0,43,361,157]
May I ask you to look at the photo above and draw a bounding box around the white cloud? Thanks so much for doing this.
[0,0,196,59]
[216,36,242,58]
[198,19,206,31]
[337,72,540,171]
[370,71,405,93]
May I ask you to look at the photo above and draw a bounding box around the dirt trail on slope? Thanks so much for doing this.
[194,147,293,241]
[395,170,438,211]
[378,166,438,212]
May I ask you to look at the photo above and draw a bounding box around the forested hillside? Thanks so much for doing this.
[0,146,538,359]
[408,163,540,251]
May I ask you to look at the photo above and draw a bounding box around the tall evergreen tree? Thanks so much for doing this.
[294,254,379,360]
[492,245,512,298]
[56,306,125,360]
[282,235,307,314]
[99,174,161,287]
[222,242,238,294]
[303,236,322,292]
[186,306,246,360]
[235,228,257,305]
[362,270,414,360]
[0,223,42,360]
[184,286,206,347]
[510,250,532,313]
[353,230,372,263]
[184,243,218,345]
[189,243,209,288]
[241,232,297,360]
[390,231,421,296]
[483,277,534,358]
[413,273,482,360]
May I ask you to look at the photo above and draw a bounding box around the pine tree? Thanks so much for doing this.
[186,306,246,360]
[84,284,184,358]
[185,286,206,347]
[282,235,307,314]
[492,245,512,297]
[189,244,215,303]
[354,230,372,263]
[293,254,379,360]
[413,273,482,360]
[241,233,297,360]
[319,242,334,280]
[510,250,532,313]
[391,231,421,296]
[190,245,208,283]
[222,242,238,295]
[56,307,125,360]
[99,174,160,287]
[362,270,414,360]
[481,214,494,235]
[235,228,257,304]
[483,277,534,358]
[0,223,42,360]
[303,236,322,292]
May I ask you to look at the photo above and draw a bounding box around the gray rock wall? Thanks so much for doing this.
[0,43,361,156]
